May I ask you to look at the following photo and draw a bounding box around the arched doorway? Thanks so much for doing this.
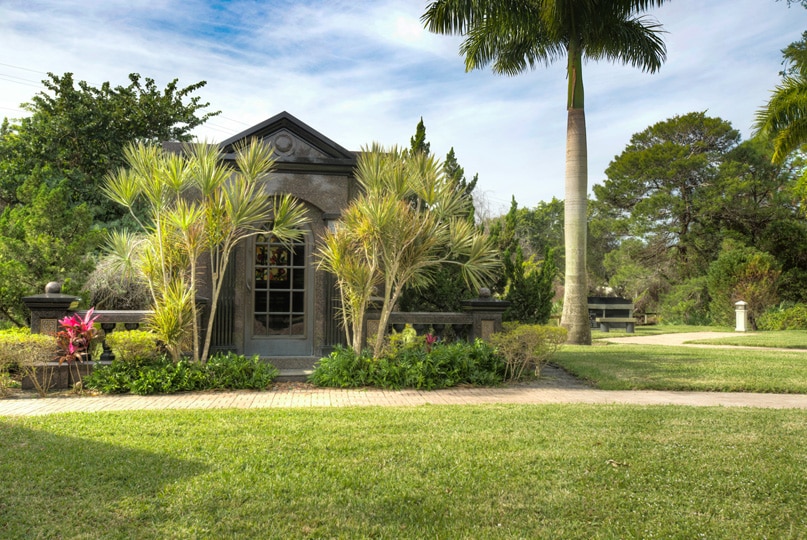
[244,228,313,357]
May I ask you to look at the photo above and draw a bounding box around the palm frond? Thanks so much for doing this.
[233,138,276,182]
[755,75,807,162]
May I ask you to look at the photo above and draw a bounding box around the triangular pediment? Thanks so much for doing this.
[219,111,355,164]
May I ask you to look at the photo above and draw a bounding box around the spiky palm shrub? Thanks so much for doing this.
[318,145,500,358]
[105,139,308,362]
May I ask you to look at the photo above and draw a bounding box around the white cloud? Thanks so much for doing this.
[0,0,804,214]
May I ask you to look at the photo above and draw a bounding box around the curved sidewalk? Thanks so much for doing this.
[602,330,807,351]
[3,385,807,416]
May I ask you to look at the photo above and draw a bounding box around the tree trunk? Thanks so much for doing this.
[561,107,592,345]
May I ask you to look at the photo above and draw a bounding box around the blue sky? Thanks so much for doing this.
[1,0,804,215]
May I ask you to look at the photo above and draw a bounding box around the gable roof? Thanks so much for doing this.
[218,111,356,174]
[162,112,358,175]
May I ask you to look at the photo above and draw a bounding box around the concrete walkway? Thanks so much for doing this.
[3,332,807,416]
[601,330,807,351]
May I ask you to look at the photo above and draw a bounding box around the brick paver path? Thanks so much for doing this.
[4,332,807,416]
[3,386,807,417]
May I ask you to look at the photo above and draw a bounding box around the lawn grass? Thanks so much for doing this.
[553,343,807,392]
[686,330,807,349]
[2,405,806,539]
[592,324,731,340]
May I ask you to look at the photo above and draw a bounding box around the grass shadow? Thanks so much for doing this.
[0,420,207,538]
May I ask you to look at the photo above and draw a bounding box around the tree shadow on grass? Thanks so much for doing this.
[0,421,207,539]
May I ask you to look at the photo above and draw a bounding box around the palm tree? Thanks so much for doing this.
[755,32,807,163]
[423,0,668,344]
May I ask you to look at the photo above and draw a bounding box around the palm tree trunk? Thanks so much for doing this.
[561,108,591,345]
[561,45,592,345]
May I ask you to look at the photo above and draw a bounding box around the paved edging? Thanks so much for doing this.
[3,386,807,416]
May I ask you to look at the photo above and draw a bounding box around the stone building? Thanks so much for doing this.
[192,111,358,359]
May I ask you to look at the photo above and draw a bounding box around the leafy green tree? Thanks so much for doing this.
[486,197,558,323]
[423,0,668,345]
[594,112,740,277]
[707,137,798,247]
[0,72,217,326]
[602,238,667,314]
[318,144,500,357]
[659,276,711,326]
[706,242,781,330]
[0,184,101,325]
[516,197,564,262]
[504,247,557,324]
[486,197,519,296]
[762,219,807,303]
[1,72,218,224]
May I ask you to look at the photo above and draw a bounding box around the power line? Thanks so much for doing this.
[0,61,48,75]
[0,73,44,89]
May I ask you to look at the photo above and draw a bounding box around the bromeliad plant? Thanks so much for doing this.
[55,308,100,364]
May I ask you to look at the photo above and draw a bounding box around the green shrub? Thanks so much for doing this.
[84,353,278,395]
[489,324,567,381]
[204,352,279,389]
[308,346,374,388]
[659,277,711,326]
[104,330,160,363]
[0,328,58,396]
[758,303,807,330]
[706,242,780,329]
[0,328,55,366]
[310,339,504,390]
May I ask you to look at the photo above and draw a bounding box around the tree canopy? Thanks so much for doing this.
[594,112,741,274]
[0,72,219,224]
[590,111,805,324]
[0,72,218,326]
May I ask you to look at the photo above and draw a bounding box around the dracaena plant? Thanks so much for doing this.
[55,308,100,364]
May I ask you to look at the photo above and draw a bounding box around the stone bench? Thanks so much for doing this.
[595,317,637,333]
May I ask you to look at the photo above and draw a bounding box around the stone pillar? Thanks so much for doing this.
[461,288,510,341]
[22,282,79,335]
[735,301,748,332]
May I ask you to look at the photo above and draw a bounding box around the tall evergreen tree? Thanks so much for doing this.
[410,117,431,155]
[399,118,488,311]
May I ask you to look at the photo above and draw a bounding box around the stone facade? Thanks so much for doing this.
[195,112,358,359]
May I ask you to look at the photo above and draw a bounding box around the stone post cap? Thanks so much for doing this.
[45,282,62,294]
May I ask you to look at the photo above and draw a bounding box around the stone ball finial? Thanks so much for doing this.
[45,282,62,294]
[478,287,491,298]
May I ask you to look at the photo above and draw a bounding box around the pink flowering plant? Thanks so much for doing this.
[424,333,438,353]
[55,308,100,364]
